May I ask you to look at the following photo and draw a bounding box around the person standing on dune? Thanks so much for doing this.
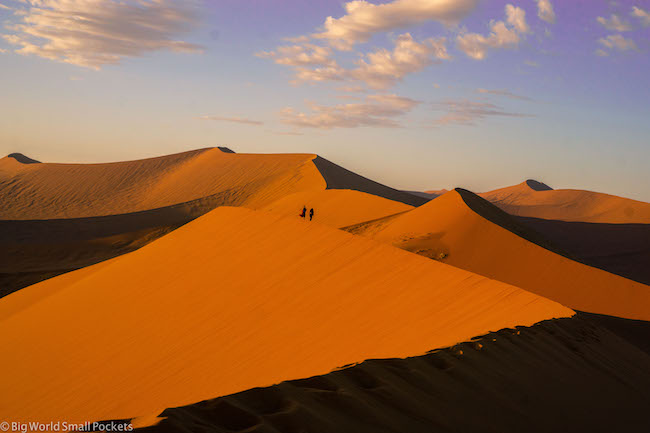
[309,208,314,221]
[300,206,306,219]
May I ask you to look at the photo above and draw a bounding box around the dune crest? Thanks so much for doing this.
[0,207,571,425]
[481,181,650,223]
[0,148,325,219]
[346,189,650,320]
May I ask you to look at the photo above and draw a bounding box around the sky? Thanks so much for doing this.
[1,0,649,200]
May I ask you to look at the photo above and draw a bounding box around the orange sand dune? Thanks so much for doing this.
[481,180,650,223]
[263,189,412,228]
[347,190,650,320]
[0,207,572,425]
[0,148,325,219]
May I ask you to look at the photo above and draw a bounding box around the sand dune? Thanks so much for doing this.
[346,189,650,320]
[481,180,650,223]
[263,189,412,228]
[141,316,650,433]
[0,206,571,425]
[516,216,650,286]
[312,157,427,207]
[0,148,325,219]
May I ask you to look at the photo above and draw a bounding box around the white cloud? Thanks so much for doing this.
[598,34,638,52]
[256,42,346,84]
[536,0,555,24]
[1,0,203,69]
[199,116,264,126]
[350,33,449,89]
[597,14,633,32]
[476,88,531,101]
[432,98,529,126]
[313,0,479,49]
[281,94,420,129]
[456,5,529,60]
[632,6,650,26]
[258,33,449,89]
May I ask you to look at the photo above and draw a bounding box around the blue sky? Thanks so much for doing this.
[1,0,649,200]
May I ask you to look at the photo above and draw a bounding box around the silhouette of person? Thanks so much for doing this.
[309,208,314,221]
[300,206,306,219]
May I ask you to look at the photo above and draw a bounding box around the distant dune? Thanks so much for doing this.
[312,157,427,207]
[0,148,326,219]
[0,207,571,426]
[481,180,650,223]
[345,189,650,320]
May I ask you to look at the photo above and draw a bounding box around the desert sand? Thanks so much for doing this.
[346,189,650,320]
[142,316,650,433]
[263,189,412,228]
[0,149,325,219]
[0,206,572,426]
[481,180,650,223]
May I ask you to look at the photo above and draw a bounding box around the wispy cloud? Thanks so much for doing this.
[631,6,650,27]
[1,0,203,69]
[312,0,479,50]
[476,88,532,101]
[199,116,264,126]
[597,14,633,32]
[456,5,529,60]
[258,33,449,90]
[281,94,420,129]
[432,99,530,126]
[597,34,637,56]
[536,0,555,24]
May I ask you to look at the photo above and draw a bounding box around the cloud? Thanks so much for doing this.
[259,33,449,89]
[632,6,650,26]
[476,88,532,101]
[597,14,633,32]
[0,3,11,10]
[350,33,449,89]
[199,116,264,126]
[598,34,638,53]
[313,0,479,49]
[281,94,420,129]
[456,5,529,60]
[536,0,555,24]
[1,0,203,69]
[432,98,529,126]
[256,42,346,84]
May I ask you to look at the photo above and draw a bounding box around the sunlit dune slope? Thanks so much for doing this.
[481,180,650,223]
[346,190,650,320]
[0,148,325,219]
[0,207,572,425]
[263,189,412,228]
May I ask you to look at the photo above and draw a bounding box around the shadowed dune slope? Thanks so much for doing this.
[0,207,571,425]
[516,216,650,286]
[481,180,650,223]
[0,148,325,219]
[312,157,427,207]
[263,189,413,228]
[346,190,650,320]
[0,192,233,298]
[140,316,650,433]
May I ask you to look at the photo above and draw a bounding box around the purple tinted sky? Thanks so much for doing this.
[0,0,648,200]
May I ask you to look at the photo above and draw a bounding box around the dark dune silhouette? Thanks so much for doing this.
[312,156,428,207]
[7,153,40,164]
[217,147,235,153]
[402,190,439,200]
[516,216,650,286]
[137,316,650,433]
[525,179,552,191]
